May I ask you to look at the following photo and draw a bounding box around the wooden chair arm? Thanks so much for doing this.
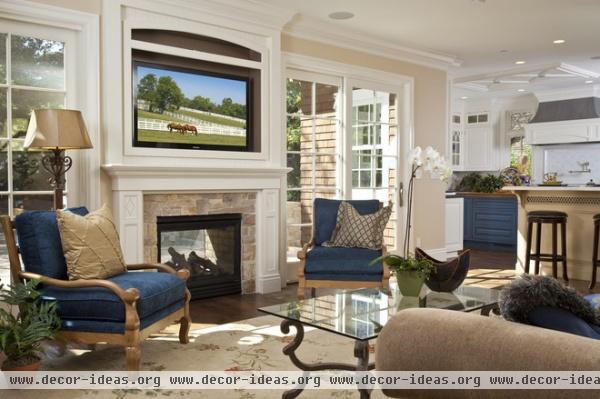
[19,271,139,304]
[297,238,315,260]
[381,245,391,279]
[126,263,190,281]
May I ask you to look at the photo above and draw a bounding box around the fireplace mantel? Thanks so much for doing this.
[102,164,290,191]
[102,164,285,294]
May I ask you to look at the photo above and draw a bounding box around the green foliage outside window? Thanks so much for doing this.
[286,80,301,200]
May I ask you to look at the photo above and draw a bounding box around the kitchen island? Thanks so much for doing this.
[503,185,600,283]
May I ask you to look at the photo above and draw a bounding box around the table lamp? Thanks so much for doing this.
[24,109,93,210]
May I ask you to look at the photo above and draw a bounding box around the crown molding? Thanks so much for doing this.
[283,15,462,71]
[123,0,297,32]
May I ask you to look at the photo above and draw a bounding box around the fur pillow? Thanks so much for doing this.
[323,201,392,250]
[57,204,126,280]
[499,274,600,326]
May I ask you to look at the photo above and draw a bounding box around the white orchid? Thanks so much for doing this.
[407,146,423,166]
[407,145,449,181]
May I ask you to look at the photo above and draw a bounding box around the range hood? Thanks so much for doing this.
[529,97,600,123]
[525,93,600,145]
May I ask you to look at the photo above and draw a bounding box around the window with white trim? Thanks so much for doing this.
[0,20,76,216]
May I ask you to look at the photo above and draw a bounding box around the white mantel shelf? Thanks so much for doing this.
[503,185,600,192]
[102,164,291,191]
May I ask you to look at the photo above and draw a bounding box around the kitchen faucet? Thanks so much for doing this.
[569,161,591,173]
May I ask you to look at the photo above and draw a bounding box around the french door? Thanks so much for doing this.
[285,70,407,276]
[345,79,402,252]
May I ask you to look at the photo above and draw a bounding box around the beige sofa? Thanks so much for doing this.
[375,308,600,399]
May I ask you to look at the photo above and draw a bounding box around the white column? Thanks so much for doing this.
[255,189,282,293]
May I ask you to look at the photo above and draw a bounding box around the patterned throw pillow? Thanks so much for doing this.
[57,204,127,280]
[323,201,392,250]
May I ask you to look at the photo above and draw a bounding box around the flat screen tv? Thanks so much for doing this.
[132,61,251,152]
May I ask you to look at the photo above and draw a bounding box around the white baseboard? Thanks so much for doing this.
[256,275,282,294]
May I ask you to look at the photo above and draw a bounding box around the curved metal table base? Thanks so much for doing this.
[280,319,375,399]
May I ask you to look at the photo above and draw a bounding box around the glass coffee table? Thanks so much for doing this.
[258,284,500,399]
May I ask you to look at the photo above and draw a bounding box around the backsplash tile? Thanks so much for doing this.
[534,143,600,185]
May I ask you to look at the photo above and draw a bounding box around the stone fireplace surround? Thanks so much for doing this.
[102,165,287,294]
[144,192,255,293]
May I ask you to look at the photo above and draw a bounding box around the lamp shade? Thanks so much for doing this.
[24,109,92,150]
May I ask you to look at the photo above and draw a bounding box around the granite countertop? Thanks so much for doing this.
[502,185,600,192]
[446,191,517,198]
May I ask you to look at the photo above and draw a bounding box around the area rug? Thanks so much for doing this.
[4,315,387,399]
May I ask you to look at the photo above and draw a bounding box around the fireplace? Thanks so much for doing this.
[157,214,242,299]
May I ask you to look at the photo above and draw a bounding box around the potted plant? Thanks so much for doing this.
[372,146,450,297]
[0,280,60,371]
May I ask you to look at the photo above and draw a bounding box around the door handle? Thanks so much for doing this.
[399,182,404,207]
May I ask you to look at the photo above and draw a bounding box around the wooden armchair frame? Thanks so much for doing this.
[0,216,191,371]
[297,238,390,300]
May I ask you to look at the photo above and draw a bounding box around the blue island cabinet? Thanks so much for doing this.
[463,196,518,251]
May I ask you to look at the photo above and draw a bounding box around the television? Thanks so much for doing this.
[132,61,252,152]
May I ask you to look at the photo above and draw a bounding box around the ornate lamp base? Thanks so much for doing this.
[41,148,72,210]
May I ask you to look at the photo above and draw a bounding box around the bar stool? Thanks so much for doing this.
[524,211,568,281]
[590,214,600,290]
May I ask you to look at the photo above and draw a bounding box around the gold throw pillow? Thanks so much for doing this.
[57,205,127,280]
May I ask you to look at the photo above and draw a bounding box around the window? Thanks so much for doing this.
[351,89,393,190]
[510,136,532,176]
[285,73,341,258]
[508,110,533,176]
[0,26,69,216]
[466,112,489,125]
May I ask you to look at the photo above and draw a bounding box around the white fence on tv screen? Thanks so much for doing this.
[137,118,246,136]
[179,106,246,124]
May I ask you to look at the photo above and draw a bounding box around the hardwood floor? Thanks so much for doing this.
[468,248,516,270]
[189,248,598,325]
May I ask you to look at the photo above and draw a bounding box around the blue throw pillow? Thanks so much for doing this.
[14,207,89,280]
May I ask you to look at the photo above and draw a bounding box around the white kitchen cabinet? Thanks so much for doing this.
[450,113,464,170]
[445,197,464,254]
[463,126,496,171]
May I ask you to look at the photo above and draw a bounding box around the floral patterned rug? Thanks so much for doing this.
[4,315,387,399]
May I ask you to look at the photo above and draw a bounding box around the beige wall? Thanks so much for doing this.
[282,35,448,251]
[29,0,101,14]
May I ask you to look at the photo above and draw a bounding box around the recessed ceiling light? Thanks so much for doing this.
[591,55,600,60]
[517,89,526,92]
[585,80,594,84]
[499,49,508,53]
[460,96,468,100]
[553,39,566,44]
[515,60,526,65]
[328,11,354,20]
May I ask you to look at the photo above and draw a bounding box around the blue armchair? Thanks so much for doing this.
[296,198,389,299]
[0,208,191,371]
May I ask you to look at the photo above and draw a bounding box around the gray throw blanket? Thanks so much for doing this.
[499,274,600,326]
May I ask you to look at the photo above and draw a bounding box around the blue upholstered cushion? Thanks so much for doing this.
[14,207,89,280]
[42,271,186,323]
[60,300,185,333]
[305,272,383,282]
[313,198,380,245]
[305,246,382,277]
[528,306,600,340]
